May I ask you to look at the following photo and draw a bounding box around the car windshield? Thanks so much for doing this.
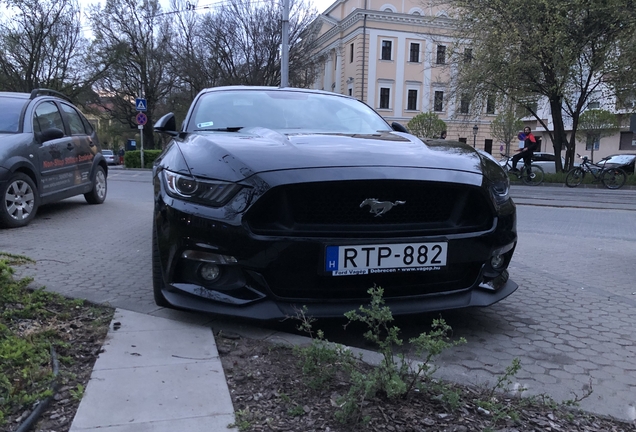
[188,89,392,135]
[600,155,635,164]
[103,150,113,155]
[0,97,27,133]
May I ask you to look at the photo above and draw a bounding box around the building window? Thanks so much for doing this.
[619,132,636,150]
[350,43,354,63]
[460,95,470,114]
[458,137,467,144]
[434,91,444,111]
[348,88,352,96]
[436,45,446,64]
[409,43,420,63]
[381,40,392,60]
[464,48,473,63]
[585,134,600,151]
[588,101,600,109]
[486,95,495,114]
[407,90,417,110]
[380,88,390,109]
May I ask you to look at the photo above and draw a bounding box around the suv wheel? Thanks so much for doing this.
[0,173,39,228]
[84,166,107,204]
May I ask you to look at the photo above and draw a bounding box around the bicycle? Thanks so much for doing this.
[499,153,545,186]
[565,153,626,189]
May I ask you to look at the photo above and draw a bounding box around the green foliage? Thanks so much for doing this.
[297,287,465,425]
[287,405,305,417]
[450,0,636,169]
[406,112,447,139]
[70,383,85,401]
[490,104,524,156]
[0,254,113,427]
[575,109,620,145]
[294,307,358,390]
[229,408,255,431]
[123,150,162,168]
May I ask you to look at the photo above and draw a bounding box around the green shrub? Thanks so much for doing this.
[123,150,162,169]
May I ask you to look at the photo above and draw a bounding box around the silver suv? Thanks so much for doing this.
[0,89,108,228]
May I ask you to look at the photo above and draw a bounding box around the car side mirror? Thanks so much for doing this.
[154,113,179,137]
[391,122,409,133]
[37,127,65,143]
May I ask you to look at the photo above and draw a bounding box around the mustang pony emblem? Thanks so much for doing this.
[360,198,406,217]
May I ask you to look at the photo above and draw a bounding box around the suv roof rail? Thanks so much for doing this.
[30,88,72,102]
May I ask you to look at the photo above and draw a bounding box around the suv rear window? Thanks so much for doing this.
[0,97,27,133]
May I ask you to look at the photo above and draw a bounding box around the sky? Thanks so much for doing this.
[75,0,334,38]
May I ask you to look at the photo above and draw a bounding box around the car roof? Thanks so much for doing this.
[0,89,72,102]
[0,92,30,100]
[199,86,356,100]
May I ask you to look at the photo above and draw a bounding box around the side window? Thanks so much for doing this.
[34,102,65,134]
[61,103,87,135]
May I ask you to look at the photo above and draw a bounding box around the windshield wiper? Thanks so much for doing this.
[195,127,243,132]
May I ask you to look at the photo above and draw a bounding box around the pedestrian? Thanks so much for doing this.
[118,148,125,165]
[440,130,447,139]
[510,127,539,172]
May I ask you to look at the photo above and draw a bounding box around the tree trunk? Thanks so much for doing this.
[548,98,570,172]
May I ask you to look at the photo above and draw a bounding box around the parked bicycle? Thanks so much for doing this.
[565,154,626,189]
[499,154,545,186]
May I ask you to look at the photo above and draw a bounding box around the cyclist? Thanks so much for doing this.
[510,127,539,172]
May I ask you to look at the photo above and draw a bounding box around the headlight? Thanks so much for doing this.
[490,178,510,205]
[162,170,243,206]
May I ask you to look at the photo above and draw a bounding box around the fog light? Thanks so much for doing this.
[491,254,505,269]
[200,263,221,281]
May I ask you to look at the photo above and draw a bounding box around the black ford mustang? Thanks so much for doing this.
[152,86,517,320]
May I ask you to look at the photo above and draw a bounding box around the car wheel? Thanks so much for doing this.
[0,173,39,228]
[152,224,171,307]
[84,166,107,204]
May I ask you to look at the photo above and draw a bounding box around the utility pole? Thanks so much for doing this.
[281,0,289,87]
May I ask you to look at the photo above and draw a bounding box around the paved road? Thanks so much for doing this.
[2,169,636,423]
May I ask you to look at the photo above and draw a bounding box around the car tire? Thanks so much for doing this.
[565,167,584,188]
[84,166,107,204]
[152,224,171,307]
[0,173,39,228]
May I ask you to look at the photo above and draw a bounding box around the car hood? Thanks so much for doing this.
[161,129,487,182]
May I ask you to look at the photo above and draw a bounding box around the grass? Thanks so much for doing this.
[0,252,113,427]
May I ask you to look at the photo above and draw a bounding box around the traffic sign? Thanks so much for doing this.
[136,112,147,126]
[135,98,147,111]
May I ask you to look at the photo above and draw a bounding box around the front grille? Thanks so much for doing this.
[245,180,493,237]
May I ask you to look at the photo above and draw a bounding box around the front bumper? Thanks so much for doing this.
[153,194,518,320]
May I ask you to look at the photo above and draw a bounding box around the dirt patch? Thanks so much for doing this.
[217,333,636,432]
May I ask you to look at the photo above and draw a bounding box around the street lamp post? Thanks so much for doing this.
[472,124,478,148]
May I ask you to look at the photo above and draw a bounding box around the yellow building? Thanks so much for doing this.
[312,0,636,160]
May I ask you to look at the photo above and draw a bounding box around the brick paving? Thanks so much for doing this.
[1,172,635,423]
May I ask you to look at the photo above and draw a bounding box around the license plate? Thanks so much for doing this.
[325,242,447,276]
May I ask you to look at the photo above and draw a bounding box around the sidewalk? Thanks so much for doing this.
[69,309,236,432]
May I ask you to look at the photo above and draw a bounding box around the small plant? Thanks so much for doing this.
[344,286,466,399]
[293,287,467,425]
[293,307,357,390]
[229,408,254,431]
[70,383,85,401]
[287,404,305,417]
[489,357,523,398]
